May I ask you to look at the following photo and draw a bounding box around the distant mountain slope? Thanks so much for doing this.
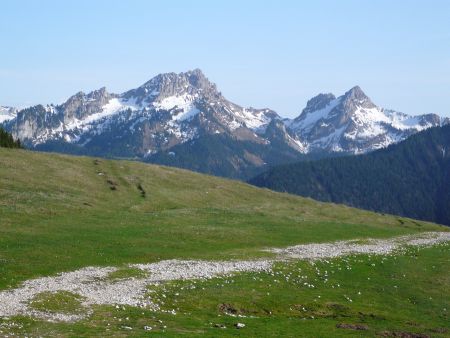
[147,130,306,179]
[250,125,450,225]
[2,70,447,178]
[287,86,448,153]
[0,106,17,124]
[3,70,303,178]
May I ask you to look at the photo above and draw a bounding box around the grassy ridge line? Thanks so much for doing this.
[0,148,447,291]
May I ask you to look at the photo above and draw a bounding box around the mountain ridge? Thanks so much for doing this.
[2,70,448,178]
[287,85,448,153]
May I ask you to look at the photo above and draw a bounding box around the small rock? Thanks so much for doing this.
[235,323,245,329]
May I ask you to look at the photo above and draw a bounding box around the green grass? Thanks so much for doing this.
[107,267,148,281]
[141,244,450,337]
[29,291,85,315]
[1,244,448,337]
[0,147,449,336]
[0,148,445,291]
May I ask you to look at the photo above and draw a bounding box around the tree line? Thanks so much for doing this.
[249,125,450,226]
[0,127,22,148]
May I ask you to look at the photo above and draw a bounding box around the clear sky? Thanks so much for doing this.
[1,0,449,117]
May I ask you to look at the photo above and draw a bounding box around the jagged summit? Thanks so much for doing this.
[344,85,366,99]
[289,86,443,153]
[342,85,376,110]
[1,73,445,178]
[294,86,372,124]
[3,69,298,179]
[299,93,336,118]
[122,69,219,105]
[139,68,209,90]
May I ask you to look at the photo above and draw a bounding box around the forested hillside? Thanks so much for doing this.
[0,127,21,148]
[250,125,450,225]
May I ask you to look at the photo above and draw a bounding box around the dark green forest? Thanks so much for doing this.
[147,133,308,180]
[250,125,450,226]
[0,127,22,149]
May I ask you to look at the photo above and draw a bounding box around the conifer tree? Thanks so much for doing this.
[0,127,23,148]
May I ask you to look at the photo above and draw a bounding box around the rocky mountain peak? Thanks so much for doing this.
[299,93,336,117]
[88,87,110,100]
[61,87,112,122]
[185,69,218,95]
[64,87,110,106]
[146,69,216,96]
[287,85,444,154]
[342,86,375,109]
[122,69,219,104]
[3,71,445,177]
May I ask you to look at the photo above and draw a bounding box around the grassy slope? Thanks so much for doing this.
[0,147,445,290]
[0,148,449,337]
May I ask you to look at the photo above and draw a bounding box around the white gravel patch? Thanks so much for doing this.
[270,231,450,259]
[0,231,448,322]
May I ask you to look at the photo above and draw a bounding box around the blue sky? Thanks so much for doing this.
[1,0,449,117]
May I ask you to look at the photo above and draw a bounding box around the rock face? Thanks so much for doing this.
[2,70,303,178]
[5,70,292,149]
[2,71,448,178]
[61,87,113,123]
[288,86,447,153]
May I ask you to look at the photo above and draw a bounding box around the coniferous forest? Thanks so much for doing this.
[250,125,450,226]
[0,127,22,149]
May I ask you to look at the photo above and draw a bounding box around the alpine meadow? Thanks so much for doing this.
[1,1,450,337]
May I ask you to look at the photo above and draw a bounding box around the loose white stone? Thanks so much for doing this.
[0,232,447,323]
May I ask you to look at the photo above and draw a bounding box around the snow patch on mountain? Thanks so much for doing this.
[235,108,273,130]
[290,87,444,154]
[56,98,138,138]
[290,97,341,132]
[353,107,431,133]
[312,126,347,152]
[154,94,193,111]
[4,71,446,162]
[84,99,135,124]
[153,94,200,122]
[0,106,17,124]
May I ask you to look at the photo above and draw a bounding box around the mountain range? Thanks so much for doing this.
[2,69,448,178]
[250,125,450,226]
